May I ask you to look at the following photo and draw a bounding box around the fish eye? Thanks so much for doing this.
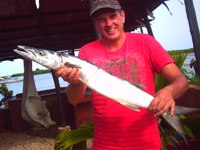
[38,50,45,56]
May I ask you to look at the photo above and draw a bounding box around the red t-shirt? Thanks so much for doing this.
[79,32,174,150]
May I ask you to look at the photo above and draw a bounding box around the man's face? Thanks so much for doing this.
[93,9,125,41]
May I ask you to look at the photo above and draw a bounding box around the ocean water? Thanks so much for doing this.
[0,52,196,100]
[183,52,196,73]
[0,73,68,100]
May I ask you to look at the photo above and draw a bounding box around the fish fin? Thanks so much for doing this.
[175,105,200,115]
[130,106,140,112]
[161,111,186,135]
[130,82,145,90]
[64,63,81,69]
[122,103,140,111]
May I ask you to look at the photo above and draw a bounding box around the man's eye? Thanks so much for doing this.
[110,14,117,19]
[97,18,105,23]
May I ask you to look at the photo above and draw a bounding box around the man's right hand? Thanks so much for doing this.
[55,67,81,84]
[55,66,87,105]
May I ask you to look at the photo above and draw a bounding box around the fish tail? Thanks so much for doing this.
[161,111,186,135]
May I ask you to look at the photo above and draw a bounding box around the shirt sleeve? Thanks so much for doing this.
[143,34,175,74]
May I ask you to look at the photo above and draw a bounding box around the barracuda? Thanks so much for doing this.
[14,45,186,134]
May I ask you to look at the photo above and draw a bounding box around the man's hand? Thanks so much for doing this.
[148,87,175,117]
[148,63,188,117]
[55,66,87,105]
[55,66,81,84]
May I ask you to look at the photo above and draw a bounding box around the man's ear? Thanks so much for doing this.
[92,20,102,38]
[121,10,125,23]
[92,20,99,32]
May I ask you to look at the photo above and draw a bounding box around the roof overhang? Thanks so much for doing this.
[0,0,163,61]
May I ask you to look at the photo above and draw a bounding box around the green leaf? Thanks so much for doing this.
[156,51,187,91]
[54,124,94,150]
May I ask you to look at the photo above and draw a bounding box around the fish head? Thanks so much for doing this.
[14,45,63,70]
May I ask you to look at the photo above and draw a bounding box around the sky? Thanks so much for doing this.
[151,0,200,50]
[0,0,200,77]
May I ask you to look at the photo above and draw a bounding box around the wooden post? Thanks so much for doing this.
[184,0,200,75]
[51,70,66,126]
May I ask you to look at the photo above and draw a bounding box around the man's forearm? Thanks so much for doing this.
[66,83,87,105]
[165,75,188,100]
[161,63,189,100]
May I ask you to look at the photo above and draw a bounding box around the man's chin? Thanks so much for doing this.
[105,33,119,40]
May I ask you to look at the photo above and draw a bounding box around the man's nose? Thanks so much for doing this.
[105,19,112,26]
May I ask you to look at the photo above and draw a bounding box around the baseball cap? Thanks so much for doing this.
[90,0,122,16]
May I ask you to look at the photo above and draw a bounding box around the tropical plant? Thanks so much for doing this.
[0,83,13,106]
[54,50,195,150]
[155,51,187,91]
[55,124,93,150]
[182,112,200,139]
[182,68,200,87]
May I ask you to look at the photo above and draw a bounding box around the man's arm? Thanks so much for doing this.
[66,83,87,105]
[148,63,189,117]
[56,67,87,105]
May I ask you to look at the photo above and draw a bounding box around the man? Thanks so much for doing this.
[56,0,188,149]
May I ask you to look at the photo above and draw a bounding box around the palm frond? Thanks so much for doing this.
[54,124,94,150]
[156,51,187,91]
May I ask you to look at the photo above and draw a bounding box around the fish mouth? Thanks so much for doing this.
[13,45,37,60]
